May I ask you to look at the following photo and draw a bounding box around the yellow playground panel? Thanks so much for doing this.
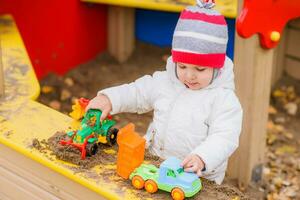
[82,0,237,18]
[0,15,144,200]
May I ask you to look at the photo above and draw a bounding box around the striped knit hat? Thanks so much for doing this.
[172,0,228,68]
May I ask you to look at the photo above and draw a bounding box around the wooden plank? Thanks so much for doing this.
[0,39,4,96]
[0,190,11,200]
[285,57,300,80]
[82,0,238,18]
[0,144,106,200]
[108,6,135,63]
[0,165,60,200]
[227,0,274,189]
[286,28,300,58]
[271,28,287,86]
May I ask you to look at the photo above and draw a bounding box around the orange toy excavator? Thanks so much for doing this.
[116,123,145,179]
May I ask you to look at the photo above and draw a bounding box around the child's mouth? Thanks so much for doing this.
[186,82,198,86]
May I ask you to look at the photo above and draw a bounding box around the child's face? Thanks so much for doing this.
[176,62,214,90]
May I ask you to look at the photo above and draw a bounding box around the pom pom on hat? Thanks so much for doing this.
[196,0,215,9]
[172,0,228,68]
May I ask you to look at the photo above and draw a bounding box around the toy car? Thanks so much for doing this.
[129,157,202,200]
[60,109,118,159]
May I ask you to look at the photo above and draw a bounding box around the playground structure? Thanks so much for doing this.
[1,0,300,199]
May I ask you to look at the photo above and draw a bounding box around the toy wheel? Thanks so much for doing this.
[171,187,185,200]
[86,142,98,156]
[144,179,158,193]
[106,128,118,146]
[63,135,71,142]
[132,175,144,189]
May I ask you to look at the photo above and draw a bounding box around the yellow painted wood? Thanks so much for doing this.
[0,101,123,199]
[0,15,40,101]
[0,39,4,96]
[82,0,237,18]
[0,15,141,199]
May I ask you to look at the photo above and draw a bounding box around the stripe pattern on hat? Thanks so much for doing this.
[172,5,228,68]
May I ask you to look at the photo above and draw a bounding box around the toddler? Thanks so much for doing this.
[86,0,242,184]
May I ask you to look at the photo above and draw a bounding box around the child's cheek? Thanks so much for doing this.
[198,73,211,86]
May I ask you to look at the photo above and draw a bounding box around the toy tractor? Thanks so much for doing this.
[60,109,118,159]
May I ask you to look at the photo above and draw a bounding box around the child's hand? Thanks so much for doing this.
[85,94,112,121]
[181,154,205,176]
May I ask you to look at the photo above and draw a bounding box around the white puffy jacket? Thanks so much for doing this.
[100,56,243,184]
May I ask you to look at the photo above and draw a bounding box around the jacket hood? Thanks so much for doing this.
[166,56,235,91]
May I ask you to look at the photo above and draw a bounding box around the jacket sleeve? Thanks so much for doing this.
[191,91,243,173]
[98,72,163,115]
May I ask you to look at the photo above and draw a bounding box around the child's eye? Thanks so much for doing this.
[196,68,206,72]
[178,65,186,69]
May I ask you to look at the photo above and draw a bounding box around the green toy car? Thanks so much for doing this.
[60,109,118,159]
[129,157,202,200]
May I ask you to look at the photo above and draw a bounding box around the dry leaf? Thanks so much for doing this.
[282,180,291,186]
[267,194,273,200]
[287,92,296,101]
[275,145,296,155]
[267,133,277,145]
[71,97,79,103]
[60,89,71,101]
[297,160,300,171]
[282,187,297,198]
[263,167,271,176]
[49,100,61,110]
[64,77,74,87]
[267,192,279,200]
[267,151,276,159]
[277,193,292,200]
[41,85,54,94]
[273,177,283,188]
[286,86,295,94]
[269,105,278,114]
[274,124,284,133]
[273,90,285,98]
[284,102,298,116]
[267,120,275,130]
[270,166,279,174]
[274,116,285,124]
[283,132,294,140]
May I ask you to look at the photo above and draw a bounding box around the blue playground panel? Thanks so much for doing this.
[135,9,235,60]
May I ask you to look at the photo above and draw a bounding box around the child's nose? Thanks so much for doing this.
[186,70,196,80]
